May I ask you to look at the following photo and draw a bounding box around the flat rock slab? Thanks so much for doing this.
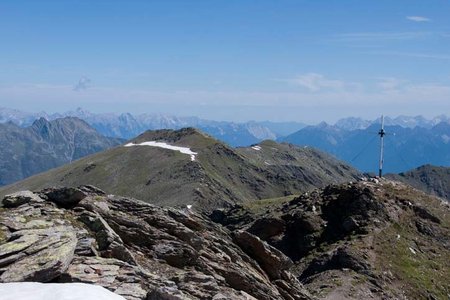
[0,227,77,283]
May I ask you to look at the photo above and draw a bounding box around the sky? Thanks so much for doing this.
[0,0,449,123]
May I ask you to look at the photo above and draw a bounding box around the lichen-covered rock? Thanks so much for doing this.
[0,226,77,282]
[0,187,313,300]
[2,190,43,208]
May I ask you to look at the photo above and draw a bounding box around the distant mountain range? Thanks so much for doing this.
[0,117,122,186]
[282,122,450,174]
[0,107,306,147]
[334,115,450,131]
[1,107,449,173]
[0,128,360,210]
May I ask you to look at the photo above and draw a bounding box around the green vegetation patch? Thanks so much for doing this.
[242,194,298,214]
[374,218,450,299]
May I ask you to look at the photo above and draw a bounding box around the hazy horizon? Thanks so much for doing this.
[2,105,449,126]
[1,1,449,123]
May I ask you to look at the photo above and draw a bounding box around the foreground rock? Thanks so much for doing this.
[212,179,450,300]
[0,187,312,300]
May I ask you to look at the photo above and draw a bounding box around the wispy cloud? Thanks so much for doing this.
[73,76,92,91]
[367,51,450,61]
[287,73,346,92]
[377,77,407,91]
[331,31,433,42]
[1,81,450,123]
[406,16,431,22]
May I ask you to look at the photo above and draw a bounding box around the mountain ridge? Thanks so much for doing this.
[386,164,450,202]
[0,127,361,210]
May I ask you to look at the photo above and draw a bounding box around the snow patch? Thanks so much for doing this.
[251,145,262,151]
[0,282,126,300]
[125,141,197,161]
[409,247,417,255]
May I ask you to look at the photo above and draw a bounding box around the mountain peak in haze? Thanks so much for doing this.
[0,117,122,186]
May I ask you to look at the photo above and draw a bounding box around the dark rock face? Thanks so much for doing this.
[41,187,87,208]
[319,184,389,240]
[299,247,371,280]
[0,187,312,300]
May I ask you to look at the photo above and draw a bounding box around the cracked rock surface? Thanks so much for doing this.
[0,186,312,300]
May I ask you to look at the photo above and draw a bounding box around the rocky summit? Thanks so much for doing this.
[0,186,312,300]
[211,179,450,299]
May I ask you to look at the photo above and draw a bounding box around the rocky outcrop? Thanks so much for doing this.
[0,226,77,282]
[0,187,313,300]
[2,190,43,208]
[212,179,450,300]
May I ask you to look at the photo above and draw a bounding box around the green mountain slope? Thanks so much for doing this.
[387,164,450,201]
[0,128,360,210]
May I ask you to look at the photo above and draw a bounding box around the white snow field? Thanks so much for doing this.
[124,141,198,161]
[0,282,126,300]
[251,145,262,151]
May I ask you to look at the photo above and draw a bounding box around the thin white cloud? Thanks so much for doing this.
[377,77,407,91]
[332,31,433,42]
[367,51,450,61]
[1,81,449,123]
[288,73,346,92]
[406,16,431,22]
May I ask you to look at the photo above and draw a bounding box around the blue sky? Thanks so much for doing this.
[0,0,449,123]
